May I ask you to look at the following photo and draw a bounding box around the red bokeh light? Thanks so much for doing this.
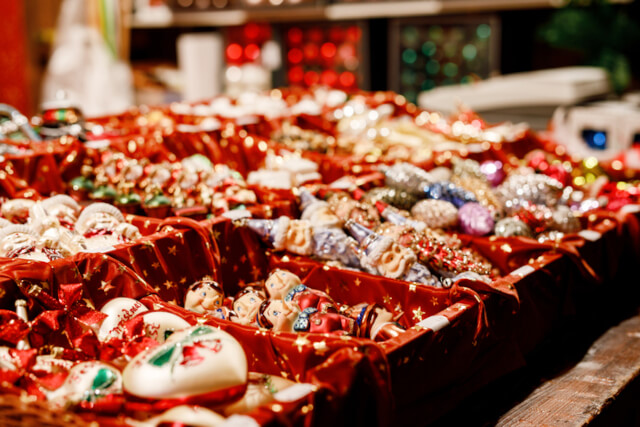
[244,23,260,40]
[338,42,357,60]
[287,48,303,64]
[321,69,338,86]
[320,42,336,59]
[346,26,362,42]
[308,27,324,44]
[339,71,356,88]
[287,27,303,45]
[304,70,320,87]
[226,43,243,62]
[244,43,260,61]
[303,43,319,61]
[329,26,345,43]
[288,66,304,84]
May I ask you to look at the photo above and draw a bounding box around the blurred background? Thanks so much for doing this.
[4,0,640,119]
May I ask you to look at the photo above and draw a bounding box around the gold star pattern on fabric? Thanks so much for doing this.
[168,245,177,255]
[180,277,187,284]
[409,284,417,292]
[211,230,221,241]
[251,266,261,281]
[354,278,361,287]
[395,303,402,313]
[294,335,310,353]
[500,243,512,253]
[412,307,425,322]
[176,232,184,242]
[83,271,92,281]
[163,280,175,289]
[100,281,115,292]
[117,264,128,274]
[383,294,392,304]
[152,262,160,269]
[221,256,227,264]
[431,296,439,306]
[143,270,148,277]
[144,220,151,229]
[313,341,329,356]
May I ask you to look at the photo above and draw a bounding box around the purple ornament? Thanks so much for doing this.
[458,202,494,236]
[480,160,505,187]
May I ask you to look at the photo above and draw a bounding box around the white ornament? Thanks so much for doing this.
[98,297,149,342]
[46,361,122,408]
[123,325,247,401]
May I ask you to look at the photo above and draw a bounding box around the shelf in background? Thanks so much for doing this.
[130,0,560,28]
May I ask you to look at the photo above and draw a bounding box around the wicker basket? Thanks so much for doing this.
[0,394,91,427]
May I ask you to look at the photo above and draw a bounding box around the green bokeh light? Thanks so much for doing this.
[462,44,477,60]
[401,69,416,86]
[443,62,458,77]
[428,26,443,41]
[402,48,418,64]
[476,24,491,39]
[421,41,436,57]
[402,26,420,47]
[426,59,440,75]
[421,79,436,91]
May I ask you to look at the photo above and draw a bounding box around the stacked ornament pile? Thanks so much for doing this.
[183,271,404,341]
[1,292,303,426]
[0,195,141,260]
[69,153,257,218]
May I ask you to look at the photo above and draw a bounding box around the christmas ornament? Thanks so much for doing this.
[494,217,533,238]
[410,199,458,229]
[379,162,434,195]
[46,361,122,409]
[345,220,442,287]
[363,187,419,211]
[458,202,494,236]
[123,325,247,403]
[245,217,360,267]
[480,160,506,186]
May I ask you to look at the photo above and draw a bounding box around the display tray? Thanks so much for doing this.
[0,217,390,427]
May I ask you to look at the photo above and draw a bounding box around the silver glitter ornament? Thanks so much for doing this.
[494,217,533,238]
[497,173,564,213]
[452,157,486,182]
[379,163,434,195]
[550,205,581,234]
[411,199,458,229]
